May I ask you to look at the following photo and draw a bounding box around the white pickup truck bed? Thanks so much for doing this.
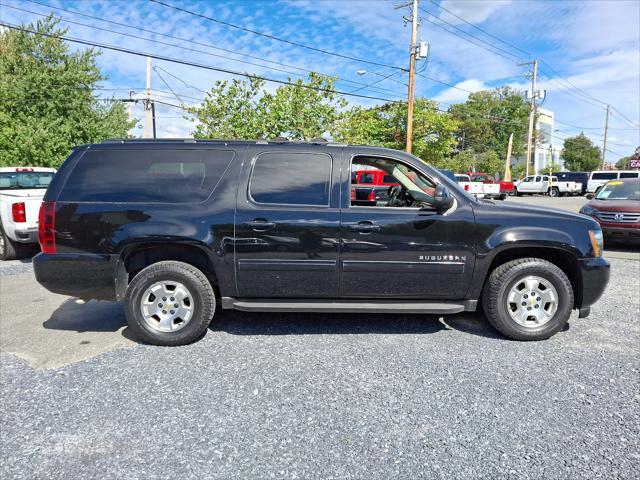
[0,167,56,260]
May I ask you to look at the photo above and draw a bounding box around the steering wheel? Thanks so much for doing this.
[387,185,404,207]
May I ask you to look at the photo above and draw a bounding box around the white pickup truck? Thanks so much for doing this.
[514,175,581,197]
[0,167,56,260]
[455,174,501,198]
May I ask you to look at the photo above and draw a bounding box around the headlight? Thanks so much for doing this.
[589,230,604,258]
[580,206,596,216]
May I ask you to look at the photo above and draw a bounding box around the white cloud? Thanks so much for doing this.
[438,0,511,25]
[434,79,487,104]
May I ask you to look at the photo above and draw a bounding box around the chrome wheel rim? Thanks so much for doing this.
[0,233,5,256]
[507,275,558,328]
[140,281,194,332]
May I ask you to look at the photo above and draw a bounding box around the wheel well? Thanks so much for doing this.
[122,244,219,293]
[484,247,582,308]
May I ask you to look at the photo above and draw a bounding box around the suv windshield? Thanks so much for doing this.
[596,181,640,201]
[0,172,55,190]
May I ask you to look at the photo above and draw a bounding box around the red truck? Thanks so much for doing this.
[468,172,515,200]
[353,169,399,203]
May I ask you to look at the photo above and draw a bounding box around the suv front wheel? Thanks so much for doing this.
[124,261,216,346]
[482,258,574,340]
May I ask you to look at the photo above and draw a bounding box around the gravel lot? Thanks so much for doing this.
[1,195,638,479]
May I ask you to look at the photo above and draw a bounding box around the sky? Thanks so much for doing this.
[2,0,639,163]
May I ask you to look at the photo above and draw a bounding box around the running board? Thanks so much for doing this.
[221,298,475,314]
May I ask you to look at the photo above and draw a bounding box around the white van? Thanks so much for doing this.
[587,170,640,193]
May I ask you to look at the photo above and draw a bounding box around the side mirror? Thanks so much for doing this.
[586,193,594,200]
[432,184,454,213]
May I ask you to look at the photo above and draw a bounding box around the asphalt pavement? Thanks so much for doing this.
[1,234,639,478]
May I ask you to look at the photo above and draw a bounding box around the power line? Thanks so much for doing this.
[148,0,407,72]
[0,22,404,104]
[16,0,404,98]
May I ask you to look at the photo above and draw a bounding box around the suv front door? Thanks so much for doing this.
[234,147,341,297]
[339,151,476,299]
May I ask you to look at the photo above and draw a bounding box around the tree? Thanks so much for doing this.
[0,17,135,168]
[561,133,601,171]
[189,73,347,140]
[449,86,530,162]
[332,98,460,167]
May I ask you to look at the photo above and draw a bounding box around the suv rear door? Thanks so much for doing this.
[234,146,341,297]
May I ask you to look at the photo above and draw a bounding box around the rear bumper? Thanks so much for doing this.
[11,227,38,243]
[33,253,119,300]
[577,257,610,309]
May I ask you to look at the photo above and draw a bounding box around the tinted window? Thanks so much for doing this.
[360,173,374,184]
[592,172,617,180]
[250,152,332,206]
[383,175,397,183]
[619,172,639,178]
[61,148,234,203]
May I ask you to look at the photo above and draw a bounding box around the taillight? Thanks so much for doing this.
[38,201,56,254]
[11,202,26,222]
[351,188,356,201]
[464,185,469,191]
[367,190,376,202]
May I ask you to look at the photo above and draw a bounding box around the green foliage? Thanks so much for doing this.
[189,72,347,140]
[561,133,602,171]
[451,149,502,175]
[332,98,460,167]
[449,86,530,161]
[0,17,135,168]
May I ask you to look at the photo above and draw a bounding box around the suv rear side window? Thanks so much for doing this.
[619,172,639,178]
[60,149,234,203]
[592,172,617,180]
[249,152,332,206]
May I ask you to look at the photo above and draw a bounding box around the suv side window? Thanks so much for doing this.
[249,152,332,206]
[60,148,234,203]
[620,172,639,178]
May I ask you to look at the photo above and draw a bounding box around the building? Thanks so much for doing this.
[533,108,563,172]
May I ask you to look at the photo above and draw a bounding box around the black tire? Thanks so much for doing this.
[0,227,18,261]
[482,258,574,341]
[549,187,560,197]
[498,194,507,201]
[124,261,216,346]
[515,188,522,197]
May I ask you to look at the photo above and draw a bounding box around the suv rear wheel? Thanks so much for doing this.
[482,258,573,340]
[124,261,216,346]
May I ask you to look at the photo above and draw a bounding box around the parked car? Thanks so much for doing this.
[468,172,514,200]
[350,172,377,206]
[455,174,485,197]
[0,167,56,260]
[515,175,580,197]
[579,178,640,243]
[34,139,609,345]
[353,168,399,203]
[555,171,589,195]
[587,170,640,193]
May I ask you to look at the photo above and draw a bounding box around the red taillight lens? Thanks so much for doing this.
[464,185,469,191]
[367,190,376,201]
[11,202,26,222]
[351,188,356,201]
[38,201,56,254]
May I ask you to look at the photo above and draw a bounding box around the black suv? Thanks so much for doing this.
[34,140,610,345]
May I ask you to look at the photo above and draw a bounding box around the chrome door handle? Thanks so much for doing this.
[348,222,381,233]
[245,220,276,231]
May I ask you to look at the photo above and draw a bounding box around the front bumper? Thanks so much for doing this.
[602,225,640,242]
[577,257,610,309]
[33,253,119,300]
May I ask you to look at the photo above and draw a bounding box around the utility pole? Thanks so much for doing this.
[145,56,152,139]
[504,133,513,181]
[405,0,418,153]
[602,104,610,169]
[151,101,157,139]
[520,59,538,177]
